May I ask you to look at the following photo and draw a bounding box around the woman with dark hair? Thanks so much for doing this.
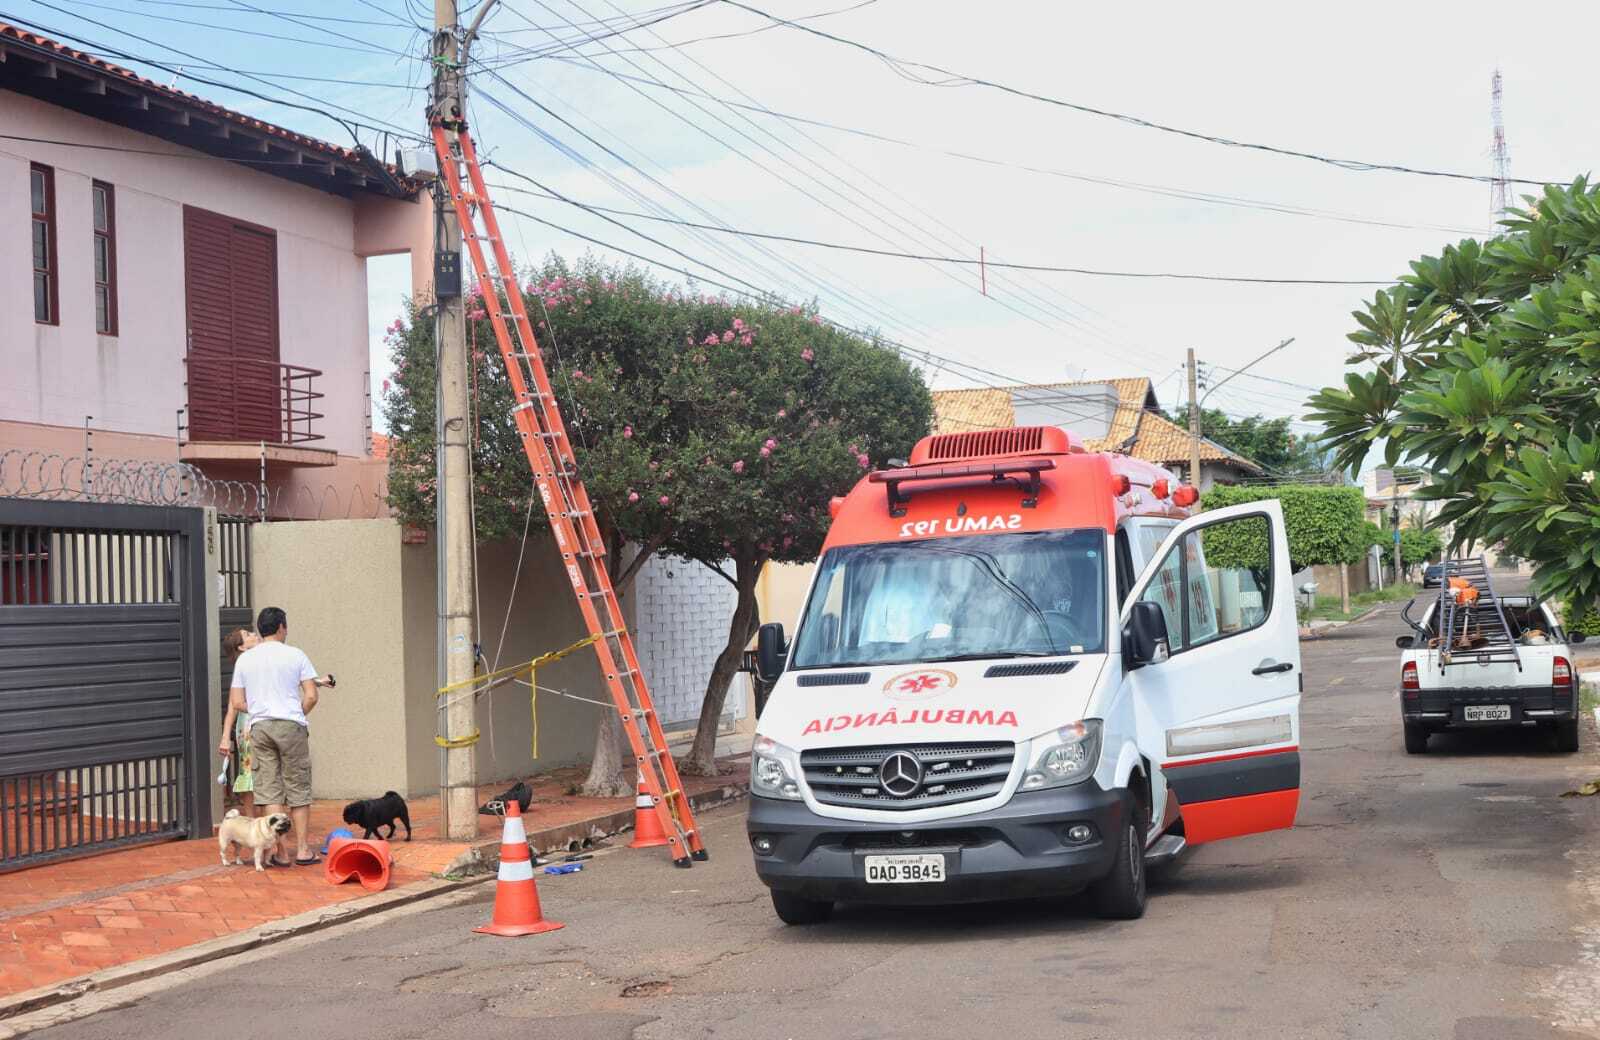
[219,627,260,816]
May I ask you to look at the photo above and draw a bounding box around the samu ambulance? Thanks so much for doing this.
[745,426,1302,924]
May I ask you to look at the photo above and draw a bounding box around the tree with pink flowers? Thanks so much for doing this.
[382,256,931,788]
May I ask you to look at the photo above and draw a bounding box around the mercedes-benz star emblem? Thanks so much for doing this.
[878,751,923,798]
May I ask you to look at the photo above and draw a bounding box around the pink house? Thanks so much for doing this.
[1,24,430,516]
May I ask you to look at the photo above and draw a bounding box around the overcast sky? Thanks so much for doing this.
[17,0,1599,436]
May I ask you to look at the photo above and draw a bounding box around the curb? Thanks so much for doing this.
[446,781,749,875]
[0,874,485,1024]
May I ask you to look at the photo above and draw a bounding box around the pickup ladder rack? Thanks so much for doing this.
[1434,556,1522,672]
[431,120,707,868]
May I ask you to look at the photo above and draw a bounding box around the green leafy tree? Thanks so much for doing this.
[1200,485,1368,571]
[1399,528,1442,571]
[1307,180,1600,606]
[1162,408,1327,474]
[383,257,931,785]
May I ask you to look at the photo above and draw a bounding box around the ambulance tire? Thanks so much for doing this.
[1089,807,1147,920]
[770,889,833,925]
[1403,723,1428,755]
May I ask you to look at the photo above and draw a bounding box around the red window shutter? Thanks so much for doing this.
[183,206,280,443]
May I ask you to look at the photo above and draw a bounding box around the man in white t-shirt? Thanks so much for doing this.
[229,606,321,866]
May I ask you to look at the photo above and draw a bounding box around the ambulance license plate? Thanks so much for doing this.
[864,854,945,884]
[1464,704,1511,722]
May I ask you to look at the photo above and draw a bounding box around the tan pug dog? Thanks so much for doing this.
[218,809,293,871]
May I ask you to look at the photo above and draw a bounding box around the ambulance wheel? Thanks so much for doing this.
[1089,811,1146,920]
[770,890,833,926]
[1555,718,1580,753]
[1403,723,1428,755]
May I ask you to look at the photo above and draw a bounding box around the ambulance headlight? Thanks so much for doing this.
[751,736,802,800]
[1021,720,1101,791]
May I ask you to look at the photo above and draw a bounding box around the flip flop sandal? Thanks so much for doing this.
[268,855,294,868]
[294,854,321,866]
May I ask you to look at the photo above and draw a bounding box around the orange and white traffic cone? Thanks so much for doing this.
[628,775,670,849]
[474,800,563,937]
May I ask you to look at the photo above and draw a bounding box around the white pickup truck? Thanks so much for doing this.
[1396,595,1586,753]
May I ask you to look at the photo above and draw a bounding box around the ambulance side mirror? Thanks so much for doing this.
[1123,601,1170,668]
[755,622,788,683]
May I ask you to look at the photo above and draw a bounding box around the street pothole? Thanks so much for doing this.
[620,980,673,998]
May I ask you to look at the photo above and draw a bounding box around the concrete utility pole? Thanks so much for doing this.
[1186,348,1202,488]
[431,0,476,839]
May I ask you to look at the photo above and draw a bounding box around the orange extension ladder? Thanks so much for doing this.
[431,120,707,867]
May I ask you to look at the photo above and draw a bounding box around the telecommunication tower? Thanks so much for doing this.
[1490,69,1511,227]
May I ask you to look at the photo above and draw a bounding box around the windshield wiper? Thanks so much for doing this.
[925,650,1054,663]
[915,545,1059,652]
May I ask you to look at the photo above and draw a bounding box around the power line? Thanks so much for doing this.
[556,0,876,59]
[38,0,407,55]
[482,180,1390,285]
[5,7,423,142]
[543,58,1482,237]
[719,0,1563,187]
[120,0,415,25]
[0,132,360,166]
[499,0,1159,364]
[471,0,715,68]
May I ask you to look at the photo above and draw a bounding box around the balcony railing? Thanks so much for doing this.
[183,356,325,446]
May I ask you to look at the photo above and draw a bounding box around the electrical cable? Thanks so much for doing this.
[718,0,1564,187]
[572,0,1152,356]
[482,180,1391,285]
[46,0,407,53]
[543,58,1483,237]
[4,6,424,142]
[499,0,1147,364]
[560,0,876,59]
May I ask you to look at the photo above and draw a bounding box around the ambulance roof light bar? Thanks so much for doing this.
[868,458,1057,518]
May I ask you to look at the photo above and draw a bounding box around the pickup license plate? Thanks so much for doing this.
[864,854,945,884]
[1464,704,1512,722]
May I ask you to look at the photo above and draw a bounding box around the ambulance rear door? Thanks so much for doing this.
[1119,500,1301,844]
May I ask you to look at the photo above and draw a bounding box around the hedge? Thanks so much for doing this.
[1200,484,1369,572]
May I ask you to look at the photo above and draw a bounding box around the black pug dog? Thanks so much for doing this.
[342,791,412,841]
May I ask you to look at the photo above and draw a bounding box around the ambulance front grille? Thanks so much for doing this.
[800,742,1015,811]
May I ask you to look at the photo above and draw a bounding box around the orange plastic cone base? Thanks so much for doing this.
[628,779,670,849]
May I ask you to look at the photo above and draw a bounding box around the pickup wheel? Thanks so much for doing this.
[769,890,833,926]
[1403,723,1428,755]
[1555,717,1580,753]
[1089,805,1147,920]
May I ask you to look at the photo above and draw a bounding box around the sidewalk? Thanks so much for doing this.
[0,755,748,1005]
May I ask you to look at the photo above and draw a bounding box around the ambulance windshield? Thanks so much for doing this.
[789,529,1107,669]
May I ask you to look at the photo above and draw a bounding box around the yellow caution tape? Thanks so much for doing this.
[434,633,602,754]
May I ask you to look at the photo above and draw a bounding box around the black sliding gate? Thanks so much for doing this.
[0,499,211,871]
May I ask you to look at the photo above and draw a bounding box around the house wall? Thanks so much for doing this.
[632,554,747,731]
[0,94,419,457]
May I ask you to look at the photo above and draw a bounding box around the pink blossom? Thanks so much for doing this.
[857,453,870,468]
[764,438,777,450]
[810,316,822,325]
[789,306,802,315]
[801,348,814,362]
[468,308,486,320]
[623,425,633,439]
[850,443,859,453]
[722,330,735,343]
[732,460,745,474]
[777,408,787,419]
[703,334,719,346]
[659,495,670,506]
[628,491,639,503]
[649,461,659,470]
[760,446,771,458]
[573,369,585,380]
[382,379,391,393]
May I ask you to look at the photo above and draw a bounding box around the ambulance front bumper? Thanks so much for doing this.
[746,783,1129,904]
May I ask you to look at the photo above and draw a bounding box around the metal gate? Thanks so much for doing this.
[0,499,210,871]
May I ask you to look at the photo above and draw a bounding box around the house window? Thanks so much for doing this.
[92,181,117,335]
[30,163,57,325]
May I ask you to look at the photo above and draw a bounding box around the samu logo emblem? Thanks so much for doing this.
[882,668,958,700]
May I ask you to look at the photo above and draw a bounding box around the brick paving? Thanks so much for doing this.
[0,757,746,1000]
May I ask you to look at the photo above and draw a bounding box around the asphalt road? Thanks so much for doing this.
[31,589,1600,1040]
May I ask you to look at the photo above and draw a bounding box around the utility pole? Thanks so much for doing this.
[431,0,475,839]
[1186,348,1202,488]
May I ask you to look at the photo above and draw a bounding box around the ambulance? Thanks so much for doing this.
[745,426,1302,924]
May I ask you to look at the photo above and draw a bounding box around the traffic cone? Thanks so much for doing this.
[628,775,670,849]
[474,800,563,937]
